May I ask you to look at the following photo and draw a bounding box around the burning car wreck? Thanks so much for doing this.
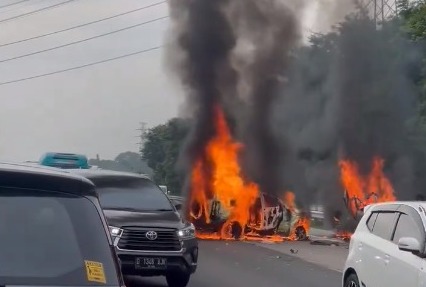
[181,104,311,242]
[340,157,396,219]
[189,191,309,241]
[330,157,398,241]
[342,189,372,221]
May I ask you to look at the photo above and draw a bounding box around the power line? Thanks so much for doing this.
[0,45,163,86]
[0,1,167,48]
[0,0,76,25]
[0,15,168,64]
[0,0,29,10]
[0,0,45,15]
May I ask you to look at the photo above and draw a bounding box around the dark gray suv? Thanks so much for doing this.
[70,169,198,287]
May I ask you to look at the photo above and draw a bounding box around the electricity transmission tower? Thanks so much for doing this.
[360,0,399,26]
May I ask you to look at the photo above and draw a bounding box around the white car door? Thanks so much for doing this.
[386,208,425,287]
[353,211,378,285]
[362,210,398,287]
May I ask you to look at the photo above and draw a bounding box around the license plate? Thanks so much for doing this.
[135,257,167,269]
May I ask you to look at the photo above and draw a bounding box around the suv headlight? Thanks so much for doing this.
[109,226,123,239]
[177,223,195,239]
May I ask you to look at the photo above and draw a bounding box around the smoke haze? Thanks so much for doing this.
[274,11,421,214]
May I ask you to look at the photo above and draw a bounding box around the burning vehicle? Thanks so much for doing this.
[342,189,377,220]
[340,157,395,220]
[184,106,311,241]
[275,191,310,240]
[190,191,309,241]
[334,156,397,241]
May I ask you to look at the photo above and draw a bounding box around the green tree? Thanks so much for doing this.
[142,118,190,194]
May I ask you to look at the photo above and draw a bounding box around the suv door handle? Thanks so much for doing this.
[358,243,363,249]
[384,254,390,265]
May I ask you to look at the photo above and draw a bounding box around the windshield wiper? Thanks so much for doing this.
[106,207,174,212]
[105,207,139,212]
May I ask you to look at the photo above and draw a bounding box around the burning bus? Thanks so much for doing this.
[190,191,309,241]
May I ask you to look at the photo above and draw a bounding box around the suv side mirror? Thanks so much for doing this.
[174,203,182,211]
[398,237,421,253]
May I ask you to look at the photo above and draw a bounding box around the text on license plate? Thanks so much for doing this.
[135,257,167,269]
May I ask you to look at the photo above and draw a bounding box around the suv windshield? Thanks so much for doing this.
[0,187,118,286]
[91,176,174,212]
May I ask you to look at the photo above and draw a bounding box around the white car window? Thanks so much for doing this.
[371,212,396,240]
[392,213,422,244]
[366,212,378,231]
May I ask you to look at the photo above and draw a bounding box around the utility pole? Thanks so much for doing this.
[136,122,148,157]
[359,0,398,27]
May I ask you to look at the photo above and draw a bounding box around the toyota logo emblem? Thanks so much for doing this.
[146,231,158,240]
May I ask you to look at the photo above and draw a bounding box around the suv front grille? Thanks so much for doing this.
[117,227,182,251]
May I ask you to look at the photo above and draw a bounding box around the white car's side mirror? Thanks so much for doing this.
[398,237,421,253]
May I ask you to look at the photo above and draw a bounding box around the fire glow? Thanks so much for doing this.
[339,156,396,217]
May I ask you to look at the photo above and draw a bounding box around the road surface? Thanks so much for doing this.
[126,240,342,287]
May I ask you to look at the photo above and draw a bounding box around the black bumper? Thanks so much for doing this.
[116,238,198,276]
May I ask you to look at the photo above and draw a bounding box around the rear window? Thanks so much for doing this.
[0,187,118,286]
[91,177,174,212]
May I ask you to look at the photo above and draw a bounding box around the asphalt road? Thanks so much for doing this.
[126,240,342,287]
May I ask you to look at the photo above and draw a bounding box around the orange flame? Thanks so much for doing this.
[287,216,310,241]
[339,156,396,216]
[282,191,310,239]
[189,160,210,223]
[335,231,352,242]
[296,217,310,234]
[189,106,259,239]
[283,191,296,213]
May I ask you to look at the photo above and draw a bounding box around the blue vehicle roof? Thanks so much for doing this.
[39,152,90,169]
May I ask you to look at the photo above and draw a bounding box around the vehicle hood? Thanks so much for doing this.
[104,209,185,229]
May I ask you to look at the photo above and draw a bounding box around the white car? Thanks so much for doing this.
[343,201,426,287]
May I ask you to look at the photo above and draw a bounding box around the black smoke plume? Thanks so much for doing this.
[168,0,236,160]
[167,0,302,199]
[167,0,238,202]
[228,0,300,196]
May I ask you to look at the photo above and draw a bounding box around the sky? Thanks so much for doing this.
[0,0,354,162]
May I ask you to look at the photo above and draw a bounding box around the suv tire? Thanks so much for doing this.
[166,271,191,287]
[344,273,360,287]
